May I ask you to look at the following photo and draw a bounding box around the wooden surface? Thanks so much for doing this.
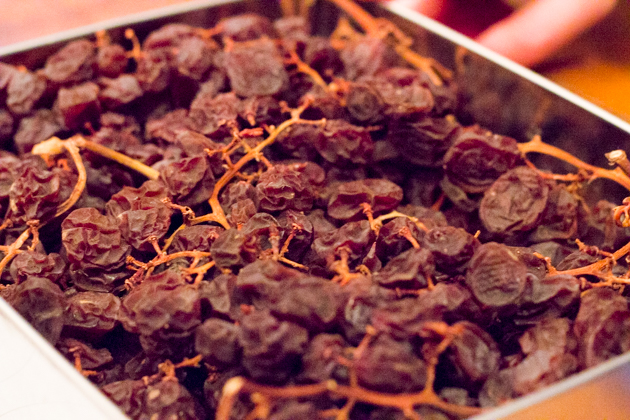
[0,0,629,121]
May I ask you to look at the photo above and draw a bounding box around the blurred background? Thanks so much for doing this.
[0,0,629,121]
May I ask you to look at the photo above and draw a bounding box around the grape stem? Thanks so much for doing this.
[191,108,325,229]
[0,227,31,274]
[215,323,481,420]
[325,0,451,85]
[518,135,630,191]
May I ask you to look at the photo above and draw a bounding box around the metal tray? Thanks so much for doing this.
[2,1,630,419]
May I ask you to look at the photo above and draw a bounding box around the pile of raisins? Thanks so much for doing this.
[2,5,630,420]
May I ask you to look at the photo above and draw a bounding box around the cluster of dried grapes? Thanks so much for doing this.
[2,2,630,420]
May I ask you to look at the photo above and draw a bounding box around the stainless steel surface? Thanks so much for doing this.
[0,299,127,420]
[2,1,630,419]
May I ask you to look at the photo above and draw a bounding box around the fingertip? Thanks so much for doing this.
[386,0,446,20]
[475,0,618,67]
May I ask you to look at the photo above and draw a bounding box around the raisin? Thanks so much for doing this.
[56,81,101,130]
[443,127,521,193]
[6,70,47,115]
[44,39,95,85]
[225,39,289,97]
[479,166,549,236]
[465,242,528,308]
[256,164,314,212]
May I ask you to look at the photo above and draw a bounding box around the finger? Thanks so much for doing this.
[386,0,446,20]
[476,0,617,67]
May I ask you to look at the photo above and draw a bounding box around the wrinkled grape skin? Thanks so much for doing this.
[238,309,308,384]
[14,109,62,155]
[316,119,374,165]
[9,166,68,225]
[6,70,47,115]
[374,247,435,290]
[120,271,201,341]
[465,242,528,309]
[443,128,521,193]
[444,321,500,388]
[354,334,427,393]
[9,251,66,285]
[57,81,101,130]
[574,288,630,369]
[5,276,66,344]
[480,166,549,236]
[98,75,143,110]
[195,318,242,367]
[340,37,399,81]
[64,291,121,338]
[423,226,480,275]
[327,178,403,221]
[62,207,130,270]
[256,164,314,212]
[388,117,460,167]
[297,333,346,384]
[44,39,95,85]
[159,155,215,207]
[106,181,173,252]
[210,228,258,271]
[225,39,288,97]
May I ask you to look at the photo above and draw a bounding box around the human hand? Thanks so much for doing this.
[388,0,617,67]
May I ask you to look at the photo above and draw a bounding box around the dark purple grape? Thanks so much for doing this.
[9,251,66,285]
[340,37,399,81]
[159,155,216,207]
[479,166,549,236]
[225,39,288,97]
[316,119,374,165]
[119,270,201,339]
[175,37,216,81]
[187,92,240,138]
[9,165,70,225]
[354,334,426,393]
[64,291,121,338]
[374,247,435,289]
[195,318,242,367]
[515,274,580,323]
[465,242,528,309]
[210,228,258,271]
[238,309,308,383]
[97,43,128,77]
[134,50,172,93]
[5,276,66,344]
[61,207,130,270]
[220,14,275,41]
[105,180,171,251]
[6,70,47,115]
[388,117,460,167]
[98,75,143,110]
[101,380,146,419]
[444,321,500,388]
[327,178,403,220]
[256,164,314,212]
[443,127,522,193]
[56,81,101,130]
[528,181,578,242]
[57,338,113,370]
[574,288,630,368]
[297,333,346,383]
[14,109,62,154]
[44,39,95,85]
[422,226,480,275]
